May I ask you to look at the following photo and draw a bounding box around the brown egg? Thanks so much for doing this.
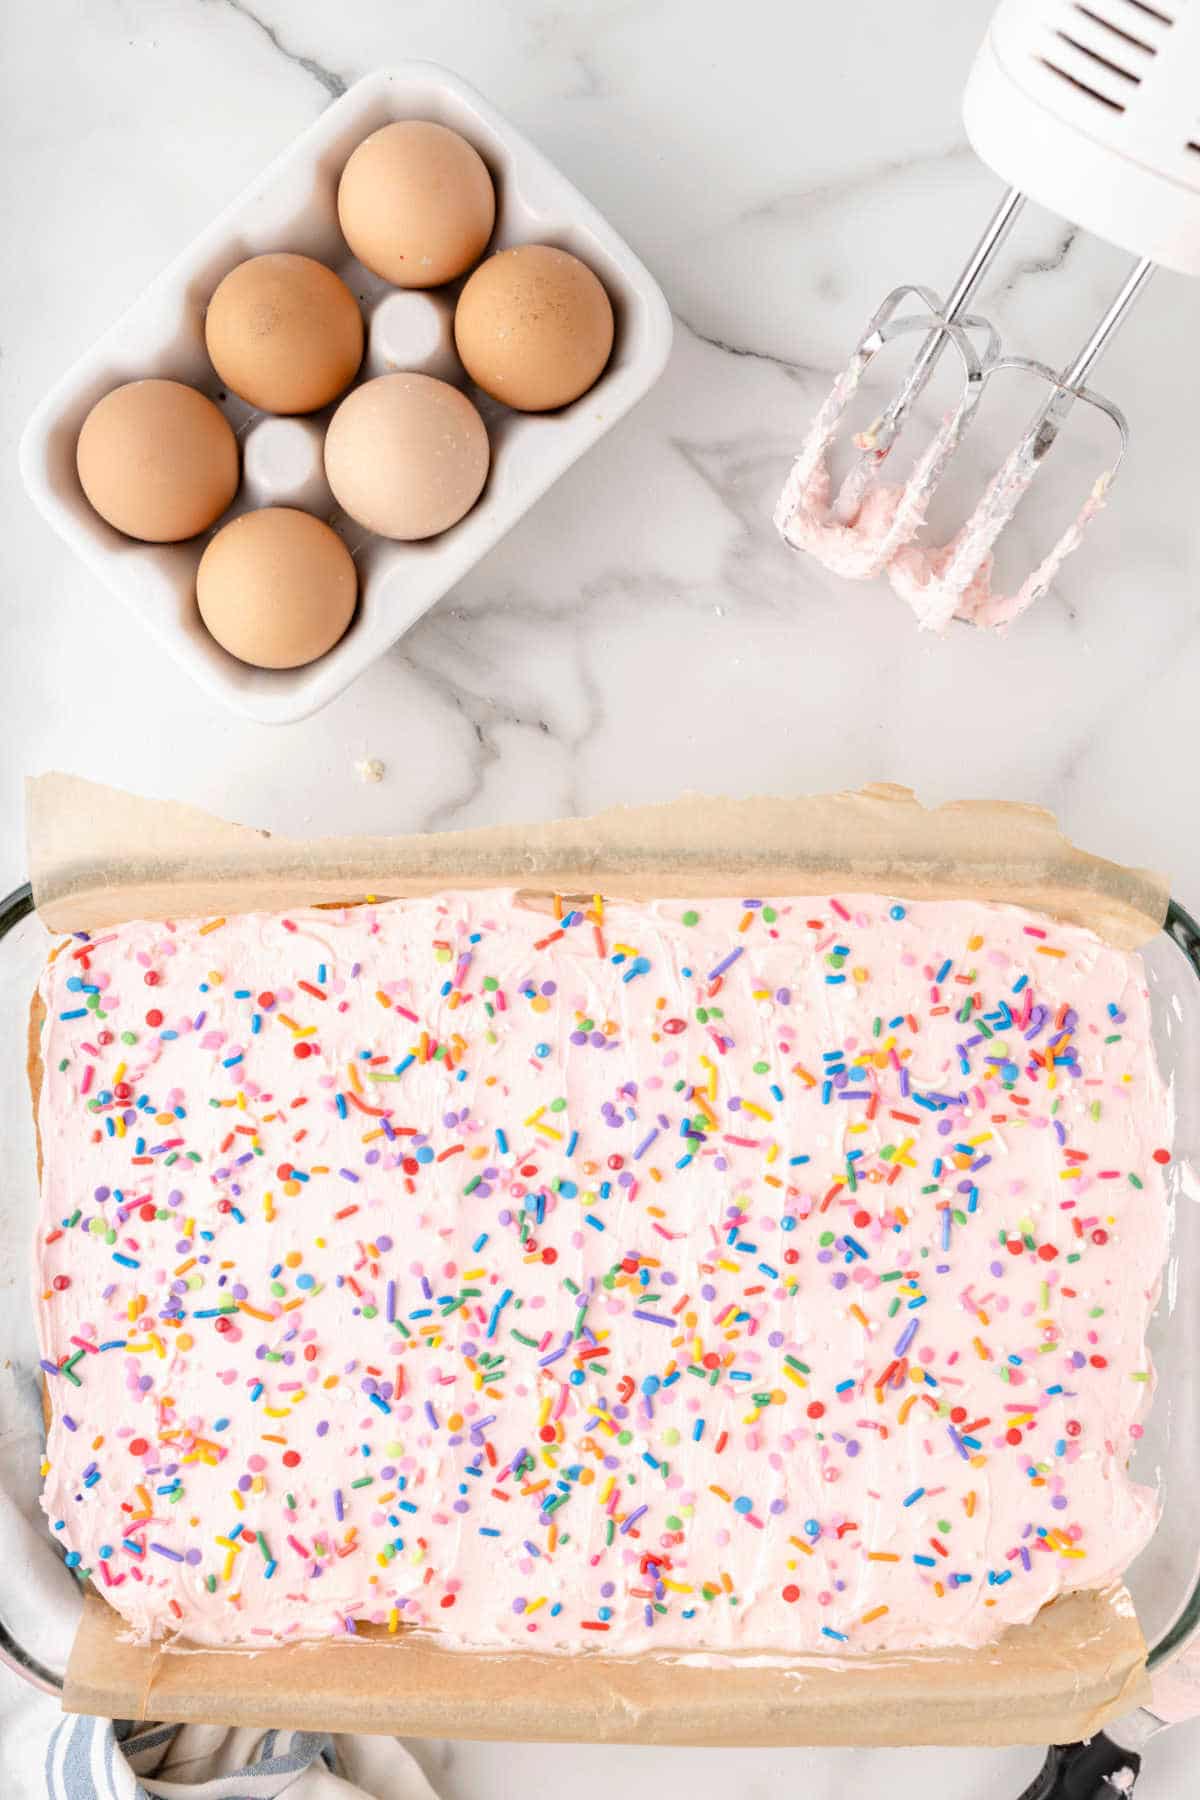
[76,378,239,542]
[205,253,364,414]
[454,244,614,412]
[337,120,495,288]
[196,507,357,669]
[324,373,489,540]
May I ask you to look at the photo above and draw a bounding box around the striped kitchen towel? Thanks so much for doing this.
[43,1717,440,1800]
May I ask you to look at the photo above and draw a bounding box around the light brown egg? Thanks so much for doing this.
[196,507,357,669]
[337,120,495,288]
[76,378,239,542]
[454,244,614,412]
[205,253,364,414]
[324,373,489,540]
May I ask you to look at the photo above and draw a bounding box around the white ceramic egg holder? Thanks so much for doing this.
[19,65,673,724]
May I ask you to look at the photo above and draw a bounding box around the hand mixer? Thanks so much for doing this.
[775,0,1200,631]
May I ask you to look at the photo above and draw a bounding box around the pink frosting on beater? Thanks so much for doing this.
[35,893,1169,1653]
[777,428,1111,633]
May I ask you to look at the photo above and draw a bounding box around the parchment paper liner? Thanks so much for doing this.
[28,773,1168,1744]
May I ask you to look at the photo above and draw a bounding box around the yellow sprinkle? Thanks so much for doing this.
[198,917,226,935]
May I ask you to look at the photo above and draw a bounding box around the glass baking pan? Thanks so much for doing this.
[1,880,1198,1765]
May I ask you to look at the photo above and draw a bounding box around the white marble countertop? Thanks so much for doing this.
[3,0,1199,1793]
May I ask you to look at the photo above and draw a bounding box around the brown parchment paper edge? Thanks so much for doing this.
[28,773,1168,947]
[28,773,1163,1743]
[63,1586,1148,1746]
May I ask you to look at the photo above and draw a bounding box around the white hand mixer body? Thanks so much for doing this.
[776,0,1200,630]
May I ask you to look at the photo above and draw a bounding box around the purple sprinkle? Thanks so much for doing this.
[894,1319,919,1357]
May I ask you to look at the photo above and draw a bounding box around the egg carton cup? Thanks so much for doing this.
[19,65,673,725]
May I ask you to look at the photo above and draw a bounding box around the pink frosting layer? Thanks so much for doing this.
[34,893,1169,1654]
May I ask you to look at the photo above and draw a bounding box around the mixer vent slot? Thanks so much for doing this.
[1072,5,1156,52]
[1054,30,1143,79]
[1121,1,1175,23]
[1037,57,1128,109]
